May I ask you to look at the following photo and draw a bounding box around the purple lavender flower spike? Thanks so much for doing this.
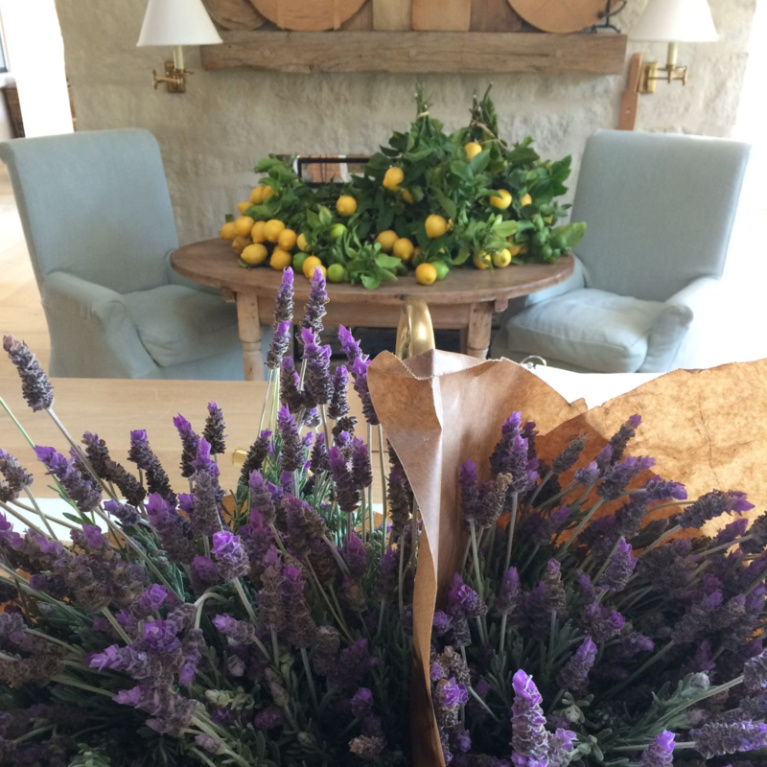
[338,325,368,367]
[254,706,284,730]
[277,406,304,473]
[496,567,521,617]
[240,429,272,485]
[350,687,375,719]
[644,476,687,503]
[343,532,367,577]
[510,669,549,767]
[609,414,642,462]
[34,445,101,512]
[351,437,373,490]
[273,267,294,325]
[744,649,767,692]
[638,731,675,767]
[0,449,34,503]
[301,327,333,408]
[173,414,200,479]
[580,603,625,643]
[350,357,379,426]
[3,336,54,411]
[328,364,351,421]
[597,456,655,501]
[302,267,328,334]
[678,490,755,530]
[574,461,600,487]
[266,320,292,371]
[146,493,195,564]
[691,721,767,759]
[203,402,226,456]
[280,356,305,414]
[128,429,176,504]
[328,445,359,513]
[281,564,316,647]
[552,435,586,475]
[557,636,597,695]
[447,574,487,619]
[598,537,637,592]
[547,729,577,767]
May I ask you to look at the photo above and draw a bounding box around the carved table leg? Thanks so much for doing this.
[236,292,262,381]
[466,302,494,360]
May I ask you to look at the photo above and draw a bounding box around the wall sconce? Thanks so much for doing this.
[137,0,222,93]
[632,0,718,94]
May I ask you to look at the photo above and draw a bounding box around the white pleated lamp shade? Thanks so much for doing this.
[137,0,223,47]
[632,0,718,42]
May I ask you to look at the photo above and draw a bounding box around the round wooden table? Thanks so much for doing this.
[171,239,574,380]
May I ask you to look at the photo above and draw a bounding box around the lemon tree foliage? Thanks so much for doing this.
[220,87,586,289]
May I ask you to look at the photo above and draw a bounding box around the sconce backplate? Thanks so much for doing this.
[640,61,658,94]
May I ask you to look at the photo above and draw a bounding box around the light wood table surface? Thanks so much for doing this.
[171,239,574,381]
[0,376,373,500]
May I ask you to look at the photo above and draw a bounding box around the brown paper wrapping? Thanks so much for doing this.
[367,351,767,767]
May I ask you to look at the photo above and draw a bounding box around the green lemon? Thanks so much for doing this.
[327,263,347,283]
[433,262,450,281]
[293,252,307,274]
[330,223,347,241]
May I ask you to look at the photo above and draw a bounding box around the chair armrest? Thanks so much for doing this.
[41,272,158,378]
[524,254,587,308]
[641,277,719,372]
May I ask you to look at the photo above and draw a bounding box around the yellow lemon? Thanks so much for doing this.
[508,243,523,258]
[263,219,285,243]
[297,233,311,252]
[401,188,414,204]
[489,189,513,210]
[383,167,404,191]
[270,248,292,270]
[302,256,323,280]
[220,221,237,241]
[241,243,268,266]
[262,186,275,201]
[376,230,399,253]
[234,216,255,237]
[520,193,533,207]
[393,238,415,262]
[278,228,298,251]
[336,195,357,217]
[251,220,267,244]
[237,201,252,215]
[425,214,448,239]
[415,263,438,286]
[493,248,512,268]
[232,235,250,255]
[250,186,265,204]
[473,252,492,270]
[465,142,483,161]
[518,243,529,255]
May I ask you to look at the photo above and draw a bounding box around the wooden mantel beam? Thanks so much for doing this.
[201,30,628,76]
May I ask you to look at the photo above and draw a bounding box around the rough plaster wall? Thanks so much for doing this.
[55,0,755,245]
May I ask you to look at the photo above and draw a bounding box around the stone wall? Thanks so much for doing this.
[54,0,756,244]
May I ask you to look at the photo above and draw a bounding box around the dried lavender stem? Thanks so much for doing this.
[320,403,331,454]
[0,501,46,537]
[559,499,605,555]
[593,537,622,583]
[502,492,519,575]
[468,685,501,723]
[301,647,320,713]
[469,521,489,645]
[602,639,675,700]
[377,426,387,552]
[527,469,553,508]
[0,395,35,448]
[233,577,257,624]
[637,524,682,559]
[101,607,132,644]
[367,423,374,542]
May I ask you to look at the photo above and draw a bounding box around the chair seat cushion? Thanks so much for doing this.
[505,288,668,373]
[124,285,238,368]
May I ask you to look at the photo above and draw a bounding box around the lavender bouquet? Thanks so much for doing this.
[0,269,415,766]
[428,412,767,767]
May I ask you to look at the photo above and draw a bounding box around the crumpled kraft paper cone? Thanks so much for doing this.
[367,350,583,767]
[368,352,767,767]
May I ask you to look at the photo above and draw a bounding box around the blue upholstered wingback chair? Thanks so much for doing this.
[0,129,244,379]
[494,130,751,373]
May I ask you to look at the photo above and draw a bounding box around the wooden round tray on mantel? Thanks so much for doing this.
[250,0,368,30]
[507,0,610,33]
